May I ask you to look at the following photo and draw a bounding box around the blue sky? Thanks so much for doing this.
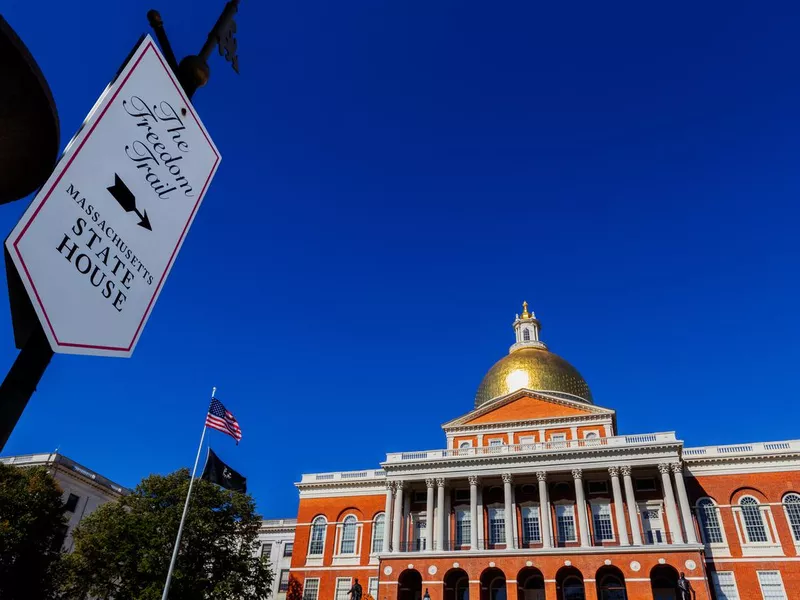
[3,0,800,518]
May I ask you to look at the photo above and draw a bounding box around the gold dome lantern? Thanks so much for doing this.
[474,303,593,407]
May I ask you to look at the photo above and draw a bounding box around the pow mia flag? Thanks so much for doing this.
[201,448,247,493]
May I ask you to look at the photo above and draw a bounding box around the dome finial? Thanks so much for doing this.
[521,301,530,319]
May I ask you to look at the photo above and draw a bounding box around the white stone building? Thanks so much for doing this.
[258,518,298,598]
[0,452,128,551]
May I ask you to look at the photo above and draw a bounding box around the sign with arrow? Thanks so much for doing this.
[5,36,220,357]
[107,174,152,231]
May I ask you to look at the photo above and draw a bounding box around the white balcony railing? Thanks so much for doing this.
[682,439,800,458]
[384,432,678,463]
[300,469,386,484]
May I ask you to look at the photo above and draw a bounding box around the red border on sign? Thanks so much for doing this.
[11,40,221,352]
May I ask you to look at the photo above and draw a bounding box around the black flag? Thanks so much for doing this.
[201,448,247,493]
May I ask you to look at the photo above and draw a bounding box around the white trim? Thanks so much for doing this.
[291,566,379,571]
[757,570,788,600]
[708,556,800,563]
[302,578,321,600]
[695,497,731,557]
[710,571,740,600]
[334,577,353,600]
[588,499,615,543]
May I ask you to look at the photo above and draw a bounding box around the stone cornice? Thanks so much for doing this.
[445,413,611,434]
[442,389,615,430]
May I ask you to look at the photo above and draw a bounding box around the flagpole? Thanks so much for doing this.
[160,386,216,600]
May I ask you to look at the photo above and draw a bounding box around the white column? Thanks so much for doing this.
[383,481,394,553]
[502,473,516,548]
[573,469,590,546]
[659,463,685,544]
[671,462,697,543]
[392,480,404,552]
[621,466,643,545]
[537,471,552,548]
[608,467,630,546]
[436,478,446,550]
[425,478,435,552]
[468,475,479,550]
[476,483,485,550]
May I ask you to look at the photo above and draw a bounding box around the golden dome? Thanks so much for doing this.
[474,346,593,407]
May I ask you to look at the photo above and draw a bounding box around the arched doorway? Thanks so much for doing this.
[555,567,585,600]
[398,569,423,600]
[517,567,545,600]
[595,566,627,600]
[480,568,507,600]
[650,565,678,600]
[444,568,469,600]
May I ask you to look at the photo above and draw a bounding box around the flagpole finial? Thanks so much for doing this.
[212,386,216,398]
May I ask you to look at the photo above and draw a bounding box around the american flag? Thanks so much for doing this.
[205,398,242,443]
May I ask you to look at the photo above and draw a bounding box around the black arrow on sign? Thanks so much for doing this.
[106,174,152,231]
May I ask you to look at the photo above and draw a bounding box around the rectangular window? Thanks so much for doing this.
[283,542,293,557]
[519,436,535,445]
[488,507,506,545]
[303,579,320,600]
[413,491,426,503]
[592,503,614,542]
[489,438,504,446]
[64,493,80,513]
[711,572,740,600]
[414,517,427,551]
[368,578,378,599]
[454,489,470,502]
[550,433,567,442]
[371,517,385,553]
[521,505,540,544]
[757,571,787,600]
[278,570,290,593]
[335,578,352,600]
[698,502,724,544]
[556,504,576,542]
[456,509,471,546]
[261,543,272,559]
[635,478,657,492]
[587,481,608,495]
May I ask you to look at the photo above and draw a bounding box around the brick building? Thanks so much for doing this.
[289,304,800,600]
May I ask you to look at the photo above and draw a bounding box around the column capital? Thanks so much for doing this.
[620,465,632,477]
[468,475,479,486]
[435,477,446,487]
[608,466,619,477]
[670,462,683,474]
[571,468,583,480]
[425,478,436,488]
[502,473,513,484]
[395,480,407,490]
[386,480,396,493]
[657,463,671,475]
[536,471,547,482]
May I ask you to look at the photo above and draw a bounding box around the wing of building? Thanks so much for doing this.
[291,304,800,600]
[0,452,128,552]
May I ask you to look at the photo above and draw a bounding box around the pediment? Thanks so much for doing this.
[443,389,614,429]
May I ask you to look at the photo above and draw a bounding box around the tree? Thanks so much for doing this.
[0,463,68,600]
[61,468,272,600]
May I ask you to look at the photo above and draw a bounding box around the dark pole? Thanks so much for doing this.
[0,325,53,451]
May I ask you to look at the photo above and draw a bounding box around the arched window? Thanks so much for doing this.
[340,515,357,553]
[459,441,471,449]
[523,328,531,341]
[697,498,724,544]
[371,513,385,553]
[308,516,327,555]
[739,496,768,542]
[784,493,800,541]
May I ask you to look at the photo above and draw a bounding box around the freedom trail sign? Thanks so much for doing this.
[5,35,220,357]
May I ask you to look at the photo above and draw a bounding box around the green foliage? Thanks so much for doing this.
[0,463,68,600]
[61,468,273,600]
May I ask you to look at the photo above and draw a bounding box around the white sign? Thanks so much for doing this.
[6,36,220,357]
